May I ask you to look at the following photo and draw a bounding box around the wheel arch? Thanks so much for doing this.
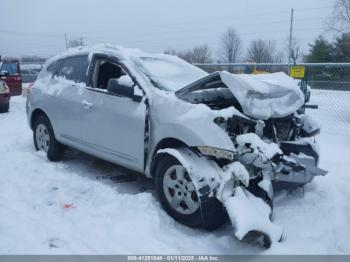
[30,108,50,130]
[150,138,189,178]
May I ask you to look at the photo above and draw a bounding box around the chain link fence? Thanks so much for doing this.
[195,63,350,136]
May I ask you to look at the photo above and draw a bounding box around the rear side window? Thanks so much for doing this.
[1,62,19,75]
[57,56,89,84]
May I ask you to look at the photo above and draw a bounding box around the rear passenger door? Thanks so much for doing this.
[49,55,93,148]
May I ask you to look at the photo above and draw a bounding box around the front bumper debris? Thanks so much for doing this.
[274,153,327,185]
[273,140,327,186]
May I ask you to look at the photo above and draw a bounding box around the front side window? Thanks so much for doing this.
[57,55,89,84]
[92,59,133,90]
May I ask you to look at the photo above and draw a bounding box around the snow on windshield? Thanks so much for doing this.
[137,56,207,91]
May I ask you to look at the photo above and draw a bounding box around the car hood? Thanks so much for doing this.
[176,71,305,120]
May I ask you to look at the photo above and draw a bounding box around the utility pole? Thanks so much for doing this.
[80,37,83,46]
[64,33,68,50]
[288,8,294,65]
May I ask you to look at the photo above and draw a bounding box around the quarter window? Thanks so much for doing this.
[57,56,89,84]
[47,61,60,74]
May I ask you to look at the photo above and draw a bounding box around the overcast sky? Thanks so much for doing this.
[0,0,335,59]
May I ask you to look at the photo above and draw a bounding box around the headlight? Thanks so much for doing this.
[197,146,234,160]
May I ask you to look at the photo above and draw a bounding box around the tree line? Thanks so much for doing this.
[164,0,350,64]
[164,29,285,64]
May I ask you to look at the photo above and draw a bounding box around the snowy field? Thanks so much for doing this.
[1,90,350,254]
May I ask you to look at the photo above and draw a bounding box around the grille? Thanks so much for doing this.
[264,117,293,141]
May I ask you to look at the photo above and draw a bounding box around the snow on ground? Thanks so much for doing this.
[1,92,350,254]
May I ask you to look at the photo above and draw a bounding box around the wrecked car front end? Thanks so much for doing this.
[172,71,327,247]
[133,52,326,247]
[176,71,326,189]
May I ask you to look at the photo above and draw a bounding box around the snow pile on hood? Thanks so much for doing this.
[220,71,305,120]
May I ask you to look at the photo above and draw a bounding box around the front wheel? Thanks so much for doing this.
[33,115,65,161]
[155,154,227,230]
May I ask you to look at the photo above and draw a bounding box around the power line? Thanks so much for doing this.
[81,16,325,40]
[0,15,325,42]
[76,5,333,34]
[0,5,333,56]
[0,30,63,38]
[84,26,325,46]
[2,25,321,52]
[293,6,333,11]
[0,5,332,38]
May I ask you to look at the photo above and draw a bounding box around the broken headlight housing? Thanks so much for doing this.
[197,146,234,160]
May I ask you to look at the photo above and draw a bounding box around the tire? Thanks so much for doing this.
[33,115,65,161]
[0,103,9,113]
[155,154,227,230]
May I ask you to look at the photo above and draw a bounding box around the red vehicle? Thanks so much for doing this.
[0,79,10,113]
[0,60,22,96]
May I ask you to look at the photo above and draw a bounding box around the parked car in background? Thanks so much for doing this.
[0,60,22,96]
[0,78,10,113]
[21,64,42,83]
[21,68,41,83]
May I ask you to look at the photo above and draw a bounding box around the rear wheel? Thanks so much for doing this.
[155,154,227,230]
[33,115,65,161]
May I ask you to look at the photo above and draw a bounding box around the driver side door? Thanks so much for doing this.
[83,55,147,172]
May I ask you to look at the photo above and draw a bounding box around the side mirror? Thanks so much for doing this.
[0,70,9,78]
[107,78,143,102]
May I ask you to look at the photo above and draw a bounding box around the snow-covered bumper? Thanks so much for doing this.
[272,141,327,186]
[160,139,327,248]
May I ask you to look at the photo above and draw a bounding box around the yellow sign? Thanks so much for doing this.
[290,66,305,78]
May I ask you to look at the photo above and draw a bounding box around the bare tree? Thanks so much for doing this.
[284,37,303,63]
[163,48,177,55]
[327,0,350,33]
[178,44,212,64]
[246,39,282,63]
[219,28,242,63]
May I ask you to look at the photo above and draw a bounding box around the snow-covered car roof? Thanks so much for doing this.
[47,44,305,120]
[45,44,208,92]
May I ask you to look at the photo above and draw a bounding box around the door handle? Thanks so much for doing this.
[82,100,93,109]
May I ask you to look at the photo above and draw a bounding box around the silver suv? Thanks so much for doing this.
[27,44,326,246]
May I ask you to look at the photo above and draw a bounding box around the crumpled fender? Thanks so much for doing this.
[157,147,283,248]
[149,92,235,151]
